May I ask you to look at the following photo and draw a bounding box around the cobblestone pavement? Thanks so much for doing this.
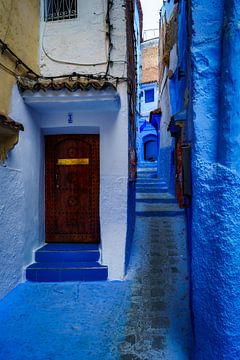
[120,164,192,359]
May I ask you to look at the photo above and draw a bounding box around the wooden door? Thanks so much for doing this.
[45,135,100,243]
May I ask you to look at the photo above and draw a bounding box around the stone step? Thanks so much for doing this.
[136,202,181,212]
[136,183,166,189]
[136,188,168,193]
[35,243,100,263]
[137,162,157,168]
[136,210,184,217]
[136,178,164,183]
[137,170,157,174]
[137,169,157,173]
[137,173,158,178]
[136,192,174,198]
[26,262,108,282]
[136,198,178,204]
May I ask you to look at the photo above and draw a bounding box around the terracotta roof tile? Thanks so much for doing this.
[17,77,117,93]
[0,113,24,131]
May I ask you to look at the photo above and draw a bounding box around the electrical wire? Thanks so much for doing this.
[0,62,18,78]
[0,0,129,86]
[41,0,109,67]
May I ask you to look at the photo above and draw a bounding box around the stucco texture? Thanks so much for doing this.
[0,167,25,299]
[190,0,240,358]
[0,0,39,113]
[40,0,127,78]
[0,86,44,299]
[192,161,240,359]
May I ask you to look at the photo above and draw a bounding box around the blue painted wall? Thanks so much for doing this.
[159,0,240,357]
[160,0,188,194]
[136,81,158,163]
[125,0,141,274]
[137,121,157,162]
[190,0,240,358]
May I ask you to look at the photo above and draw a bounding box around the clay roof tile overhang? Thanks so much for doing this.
[0,113,24,132]
[17,78,120,111]
[17,78,117,93]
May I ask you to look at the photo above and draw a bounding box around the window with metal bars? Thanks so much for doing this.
[45,0,78,21]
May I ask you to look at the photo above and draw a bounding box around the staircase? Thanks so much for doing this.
[135,162,179,217]
[136,162,168,192]
[26,243,108,282]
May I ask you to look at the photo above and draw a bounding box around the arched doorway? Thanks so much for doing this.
[143,134,157,161]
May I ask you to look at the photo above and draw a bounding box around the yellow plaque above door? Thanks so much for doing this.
[57,158,89,165]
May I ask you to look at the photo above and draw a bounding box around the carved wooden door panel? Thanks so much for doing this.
[45,135,100,243]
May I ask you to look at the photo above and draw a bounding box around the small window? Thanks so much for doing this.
[45,0,78,22]
[145,89,154,103]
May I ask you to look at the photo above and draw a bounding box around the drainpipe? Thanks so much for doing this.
[219,0,240,174]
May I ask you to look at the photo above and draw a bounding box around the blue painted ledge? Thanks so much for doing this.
[136,211,184,217]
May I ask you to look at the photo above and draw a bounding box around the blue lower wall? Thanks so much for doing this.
[125,181,136,274]
[159,145,173,188]
[191,160,240,359]
[159,0,240,357]
[190,0,240,357]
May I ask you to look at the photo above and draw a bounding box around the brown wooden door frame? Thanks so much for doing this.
[45,134,100,243]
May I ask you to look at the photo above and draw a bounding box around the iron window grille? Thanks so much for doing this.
[45,0,78,21]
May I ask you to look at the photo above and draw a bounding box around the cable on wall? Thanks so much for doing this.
[41,0,127,75]
[0,39,39,79]
[0,0,129,86]
[42,0,109,68]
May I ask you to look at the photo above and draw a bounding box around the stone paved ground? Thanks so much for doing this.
[0,281,131,360]
[120,164,192,359]
[0,163,192,359]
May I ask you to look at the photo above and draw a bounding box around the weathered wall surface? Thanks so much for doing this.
[158,1,180,189]
[141,39,159,83]
[40,0,127,79]
[0,86,43,299]
[0,0,39,113]
[159,79,173,184]
[0,167,25,298]
[190,0,240,358]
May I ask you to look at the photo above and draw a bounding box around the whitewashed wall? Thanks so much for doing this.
[140,82,159,117]
[39,0,129,279]
[21,82,129,280]
[40,0,127,79]
[0,0,130,300]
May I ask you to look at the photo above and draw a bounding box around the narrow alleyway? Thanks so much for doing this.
[0,163,192,360]
[120,163,192,359]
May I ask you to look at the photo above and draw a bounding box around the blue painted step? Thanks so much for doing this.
[136,183,166,189]
[137,162,157,168]
[26,262,108,282]
[136,188,168,193]
[35,243,100,262]
[136,179,164,183]
[26,243,108,282]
